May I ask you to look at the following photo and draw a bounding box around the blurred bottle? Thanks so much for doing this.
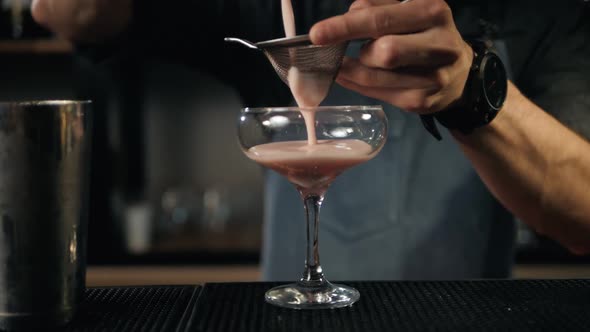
[201,187,231,233]
[124,201,154,254]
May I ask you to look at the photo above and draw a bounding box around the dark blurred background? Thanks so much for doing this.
[0,1,588,285]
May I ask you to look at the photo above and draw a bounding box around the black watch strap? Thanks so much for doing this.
[435,40,497,134]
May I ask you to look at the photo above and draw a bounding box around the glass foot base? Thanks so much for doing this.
[265,281,360,309]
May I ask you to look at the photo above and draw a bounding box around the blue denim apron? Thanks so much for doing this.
[261,41,516,281]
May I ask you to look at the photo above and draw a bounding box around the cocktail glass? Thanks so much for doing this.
[238,105,388,309]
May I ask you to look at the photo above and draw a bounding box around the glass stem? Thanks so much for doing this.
[299,194,326,287]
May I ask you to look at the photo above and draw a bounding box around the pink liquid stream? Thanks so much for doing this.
[281,0,333,145]
[247,0,372,195]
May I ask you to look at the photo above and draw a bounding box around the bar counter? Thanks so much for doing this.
[62,279,590,331]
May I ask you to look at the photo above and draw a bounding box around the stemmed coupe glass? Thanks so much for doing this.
[238,105,388,309]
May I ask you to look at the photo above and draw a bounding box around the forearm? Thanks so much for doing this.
[453,81,590,253]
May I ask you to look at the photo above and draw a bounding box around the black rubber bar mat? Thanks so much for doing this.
[185,280,590,332]
[63,285,200,332]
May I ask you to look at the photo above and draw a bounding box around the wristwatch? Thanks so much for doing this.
[421,39,508,140]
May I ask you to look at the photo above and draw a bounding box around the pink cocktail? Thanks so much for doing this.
[238,106,388,309]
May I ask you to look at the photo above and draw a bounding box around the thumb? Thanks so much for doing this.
[31,0,50,25]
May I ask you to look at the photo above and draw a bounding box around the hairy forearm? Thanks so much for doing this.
[453,81,590,253]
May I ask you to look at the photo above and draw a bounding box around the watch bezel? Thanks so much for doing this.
[480,52,508,112]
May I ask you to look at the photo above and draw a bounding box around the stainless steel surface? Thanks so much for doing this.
[224,35,312,49]
[224,37,259,50]
[255,35,312,48]
[0,100,92,330]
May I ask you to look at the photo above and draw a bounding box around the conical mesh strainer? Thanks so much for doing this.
[225,35,348,101]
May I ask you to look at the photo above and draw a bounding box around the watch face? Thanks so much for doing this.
[482,54,508,110]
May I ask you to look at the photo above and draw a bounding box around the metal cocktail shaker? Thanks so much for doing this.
[0,101,92,330]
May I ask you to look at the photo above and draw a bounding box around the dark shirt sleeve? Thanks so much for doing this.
[516,1,590,139]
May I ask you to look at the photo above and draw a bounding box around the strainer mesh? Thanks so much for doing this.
[262,42,348,87]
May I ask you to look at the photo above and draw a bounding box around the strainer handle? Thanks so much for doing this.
[224,37,259,50]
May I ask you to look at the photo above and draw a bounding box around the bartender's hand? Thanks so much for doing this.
[310,0,472,114]
[31,0,133,43]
